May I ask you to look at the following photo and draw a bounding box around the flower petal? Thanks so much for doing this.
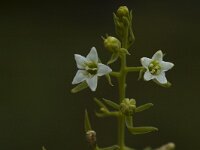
[97,63,112,76]
[155,72,167,84]
[74,54,87,69]
[144,71,154,81]
[152,50,163,62]
[160,61,174,71]
[140,57,152,68]
[86,47,98,63]
[72,70,87,84]
[86,75,98,91]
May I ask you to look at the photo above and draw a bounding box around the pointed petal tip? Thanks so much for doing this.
[87,47,98,63]
[152,50,163,62]
[140,57,151,68]
[86,76,98,92]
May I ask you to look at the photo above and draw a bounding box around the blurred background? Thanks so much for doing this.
[0,0,199,149]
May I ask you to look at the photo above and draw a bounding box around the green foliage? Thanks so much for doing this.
[153,79,172,88]
[102,98,120,110]
[71,5,175,150]
[135,103,154,113]
[71,81,88,93]
[84,109,92,132]
[125,116,158,135]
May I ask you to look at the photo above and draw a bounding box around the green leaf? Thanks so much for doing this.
[138,68,145,80]
[99,145,119,150]
[153,79,172,88]
[94,98,108,110]
[105,74,114,86]
[143,147,152,150]
[42,146,46,150]
[125,116,133,127]
[71,81,88,93]
[95,112,107,118]
[125,116,158,134]
[107,53,119,65]
[127,126,158,135]
[129,10,133,22]
[102,98,120,110]
[124,146,135,150]
[84,109,92,132]
[135,103,154,113]
[120,48,130,55]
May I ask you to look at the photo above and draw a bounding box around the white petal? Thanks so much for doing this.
[74,54,87,69]
[155,72,167,84]
[97,63,112,76]
[72,70,87,84]
[152,50,163,62]
[160,61,174,71]
[86,47,98,63]
[86,75,98,91]
[144,71,154,81]
[140,57,152,68]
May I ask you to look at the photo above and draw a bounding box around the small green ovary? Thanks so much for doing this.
[85,62,98,75]
[148,61,161,75]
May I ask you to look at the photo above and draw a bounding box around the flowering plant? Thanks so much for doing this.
[71,6,175,150]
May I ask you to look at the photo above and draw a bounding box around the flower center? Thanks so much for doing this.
[85,62,98,75]
[148,61,161,75]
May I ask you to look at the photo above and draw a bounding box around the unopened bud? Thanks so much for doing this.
[104,36,121,53]
[120,98,136,116]
[117,6,129,18]
[86,130,97,146]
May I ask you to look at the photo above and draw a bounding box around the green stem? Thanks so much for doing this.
[125,66,144,73]
[118,18,129,150]
[110,71,120,78]
[118,53,127,149]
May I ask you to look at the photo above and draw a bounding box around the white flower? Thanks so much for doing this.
[140,50,174,84]
[72,47,112,91]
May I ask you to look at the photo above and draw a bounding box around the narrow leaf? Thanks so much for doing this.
[94,98,108,110]
[99,145,119,150]
[153,79,172,88]
[135,103,154,113]
[125,116,158,134]
[143,147,152,150]
[138,69,145,80]
[71,81,88,93]
[103,98,120,110]
[42,146,46,150]
[129,10,133,22]
[107,53,119,65]
[95,112,107,118]
[120,48,131,55]
[105,74,114,86]
[127,126,158,135]
[85,109,92,132]
[124,146,135,150]
[125,116,133,127]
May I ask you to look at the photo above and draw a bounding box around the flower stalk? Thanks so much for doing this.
[71,5,175,150]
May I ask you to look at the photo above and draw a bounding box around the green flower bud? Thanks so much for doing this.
[117,6,129,18]
[104,36,121,53]
[120,98,136,116]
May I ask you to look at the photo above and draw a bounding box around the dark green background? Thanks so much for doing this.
[0,0,199,149]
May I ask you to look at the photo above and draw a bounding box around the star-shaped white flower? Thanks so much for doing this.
[72,47,112,91]
[140,50,174,84]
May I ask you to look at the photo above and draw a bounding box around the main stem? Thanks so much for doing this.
[118,53,127,149]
